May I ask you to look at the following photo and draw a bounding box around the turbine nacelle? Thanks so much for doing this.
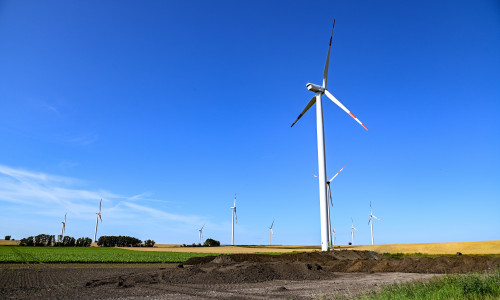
[306,83,325,93]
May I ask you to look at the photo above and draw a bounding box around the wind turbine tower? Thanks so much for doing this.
[230,194,237,245]
[94,199,102,243]
[198,224,205,244]
[60,213,67,241]
[313,165,345,249]
[269,220,275,245]
[351,218,359,245]
[291,20,369,251]
[368,201,381,245]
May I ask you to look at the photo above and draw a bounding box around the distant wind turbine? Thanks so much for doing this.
[230,194,237,245]
[332,228,336,246]
[198,224,205,244]
[269,220,275,245]
[351,218,359,245]
[313,166,345,249]
[368,201,381,245]
[94,199,102,243]
[291,20,369,251]
[60,213,67,241]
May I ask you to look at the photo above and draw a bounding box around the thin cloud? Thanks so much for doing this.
[0,164,202,225]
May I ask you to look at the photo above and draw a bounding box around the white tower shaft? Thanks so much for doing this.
[94,216,99,243]
[370,217,374,245]
[315,93,330,251]
[231,209,235,245]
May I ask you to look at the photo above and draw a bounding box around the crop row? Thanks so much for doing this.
[0,246,217,263]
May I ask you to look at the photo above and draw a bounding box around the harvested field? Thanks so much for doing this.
[336,240,500,255]
[1,250,499,299]
[129,240,500,255]
[125,245,318,253]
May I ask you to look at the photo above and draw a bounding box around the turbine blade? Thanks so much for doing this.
[374,216,381,221]
[323,19,335,88]
[324,89,369,131]
[271,219,275,228]
[291,96,316,127]
[99,199,102,212]
[312,174,319,179]
[329,166,346,182]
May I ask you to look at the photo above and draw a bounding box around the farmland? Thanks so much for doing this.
[124,240,500,255]
[0,246,218,263]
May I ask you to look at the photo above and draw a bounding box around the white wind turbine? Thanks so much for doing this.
[368,201,381,245]
[230,194,237,245]
[291,20,369,251]
[332,228,336,246]
[60,212,67,241]
[94,199,102,243]
[351,218,359,245]
[198,224,205,244]
[313,165,345,249]
[269,220,275,245]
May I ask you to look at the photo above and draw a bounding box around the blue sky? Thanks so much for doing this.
[0,1,499,245]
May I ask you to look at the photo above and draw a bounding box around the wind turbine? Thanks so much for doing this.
[291,20,369,251]
[269,219,275,245]
[230,194,237,245]
[313,165,345,249]
[94,199,102,243]
[332,228,336,246]
[351,218,359,245]
[198,224,205,244]
[60,213,67,241]
[368,201,381,245]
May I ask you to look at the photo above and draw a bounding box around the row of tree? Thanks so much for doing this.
[19,235,92,247]
[96,236,155,247]
[181,238,220,247]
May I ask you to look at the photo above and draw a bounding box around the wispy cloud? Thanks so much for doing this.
[69,134,99,146]
[0,164,201,225]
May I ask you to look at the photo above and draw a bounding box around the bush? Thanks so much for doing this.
[203,238,220,247]
[97,236,142,247]
[144,239,155,247]
[5,236,11,240]
[34,234,56,246]
[20,236,34,246]
[76,237,92,247]
[62,236,76,247]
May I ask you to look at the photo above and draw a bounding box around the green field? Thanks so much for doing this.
[0,246,218,263]
[357,271,500,300]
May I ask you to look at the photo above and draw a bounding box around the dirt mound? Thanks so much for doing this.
[86,251,500,289]
[211,254,236,264]
[185,250,381,265]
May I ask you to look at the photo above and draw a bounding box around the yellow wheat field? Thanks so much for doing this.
[334,240,500,255]
[125,240,499,255]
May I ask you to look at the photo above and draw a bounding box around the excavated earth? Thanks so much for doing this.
[1,250,499,299]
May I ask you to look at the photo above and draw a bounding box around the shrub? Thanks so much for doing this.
[5,236,11,240]
[62,236,76,247]
[34,234,55,246]
[20,236,34,246]
[76,237,92,247]
[144,239,155,247]
[203,238,220,247]
[97,236,142,247]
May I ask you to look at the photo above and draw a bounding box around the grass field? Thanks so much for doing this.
[0,246,219,263]
[357,270,500,300]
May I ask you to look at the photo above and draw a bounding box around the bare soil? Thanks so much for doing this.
[1,250,499,299]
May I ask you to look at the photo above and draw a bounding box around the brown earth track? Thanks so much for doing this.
[1,251,499,299]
